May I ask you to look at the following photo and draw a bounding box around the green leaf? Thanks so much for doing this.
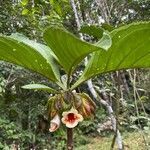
[11,33,61,82]
[80,25,104,39]
[43,27,110,76]
[10,33,58,61]
[54,3,62,16]
[80,24,114,39]
[62,0,68,2]
[21,0,28,6]
[80,25,112,50]
[22,84,58,93]
[101,23,114,32]
[72,22,150,89]
[49,0,54,5]
[95,32,112,50]
[0,34,59,82]
[22,9,29,15]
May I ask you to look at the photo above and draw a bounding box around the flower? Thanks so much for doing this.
[61,108,83,128]
[77,93,96,118]
[80,100,95,118]
[49,114,60,132]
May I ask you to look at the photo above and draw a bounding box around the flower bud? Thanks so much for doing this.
[77,93,96,119]
[49,114,60,132]
[74,94,82,108]
[54,95,63,110]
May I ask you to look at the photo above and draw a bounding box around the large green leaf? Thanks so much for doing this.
[0,35,59,82]
[43,27,110,76]
[10,33,58,61]
[72,22,150,89]
[22,84,58,93]
[10,33,61,82]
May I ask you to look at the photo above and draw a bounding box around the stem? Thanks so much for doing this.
[67,128,73,150]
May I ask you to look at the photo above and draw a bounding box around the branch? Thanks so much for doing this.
[70,0,81,30]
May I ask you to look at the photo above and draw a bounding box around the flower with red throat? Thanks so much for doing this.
[49,114,61,132]
[61,108,83,128]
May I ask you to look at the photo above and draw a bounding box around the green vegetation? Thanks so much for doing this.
[76,132,150,150]
[0,0,150,149]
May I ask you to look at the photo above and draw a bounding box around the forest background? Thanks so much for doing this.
[0,0,150,149]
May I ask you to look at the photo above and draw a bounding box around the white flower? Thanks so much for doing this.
[49,114,60,132]
[61,108,83,128]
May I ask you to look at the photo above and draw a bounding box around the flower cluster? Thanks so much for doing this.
[49,107,83,132]
[48,92,96,132]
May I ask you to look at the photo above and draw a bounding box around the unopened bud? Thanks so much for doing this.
[77,93,96,119]
[49,114,60,132]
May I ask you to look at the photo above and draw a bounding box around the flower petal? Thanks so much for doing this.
[61,117,68,124]
[62,108,78,117]
[76,114,83,122]
[62,111,69,117]
[49,115,60,132]
[70,107,78,114]
[49,122,58,132]
[66,121,78,128]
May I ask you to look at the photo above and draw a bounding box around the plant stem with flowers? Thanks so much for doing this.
[48,91,95,150]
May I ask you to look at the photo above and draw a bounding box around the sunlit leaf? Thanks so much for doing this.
[22,9,29,15]
[72,22,150,89]
[21,0,28,6]
[11,33,61,82]
[22,84,58,93]
[43,27,111,76]
[10,33,58,61]
[0,35,59,82]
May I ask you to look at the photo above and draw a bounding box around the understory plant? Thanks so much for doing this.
[0,22,150,149]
